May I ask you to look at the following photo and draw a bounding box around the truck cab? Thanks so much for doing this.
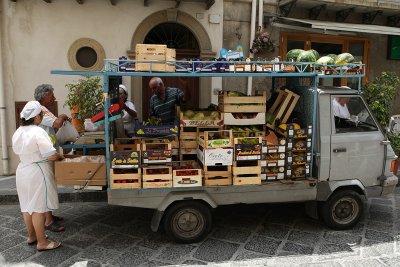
[314,86,398,229]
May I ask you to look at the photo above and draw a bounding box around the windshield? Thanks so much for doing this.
[332,96,379,133]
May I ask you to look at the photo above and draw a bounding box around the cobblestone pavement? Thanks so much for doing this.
[1,188,400,267]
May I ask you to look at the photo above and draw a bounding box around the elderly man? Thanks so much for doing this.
[333,97,350,119]
[149,77,184,124]
[34,84,68,232]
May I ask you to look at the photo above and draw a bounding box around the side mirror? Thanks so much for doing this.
[389,115,400,134]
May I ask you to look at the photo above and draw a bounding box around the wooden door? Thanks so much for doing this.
[142,76,199,121]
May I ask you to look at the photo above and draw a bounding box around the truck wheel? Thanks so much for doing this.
[320,190,363,230]
[163,201,212,243]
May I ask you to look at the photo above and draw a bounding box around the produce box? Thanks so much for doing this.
[111,151,140,169]
[142,166,173,188]
[135,44,176,72]
[234,137,262,161]
[232,160,261,185]
[203,165,232,186]
[261,153,285,167]
[286,164,310,179]
[261,166,285,181]
[286,138,312,152]
[286,151,312,165]
[197,130,233,149]
[223,112,266,126]
[180,109,223,127]
[266,89,299,128]
[218,91,267,113]
[173,166,202,187]
[55,155,106,186]
[134,120,178,137]
[179,131,197,149]
[197,145,233,166]
[110,168,141,189]
[110,139,141,169]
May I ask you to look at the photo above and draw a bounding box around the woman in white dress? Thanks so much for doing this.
[12,101,62,251]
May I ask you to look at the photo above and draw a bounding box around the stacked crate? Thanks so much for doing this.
[285,125,312,179]
[233,137,262,185]
[179,108,223,161]
[219,91,267,126]
[110,138,141,189]
[135,44,176,72]
[266,88,300,130]
[261,139,286,181]
[197,130,233,186]
[141,139,173,188]
[172,161,203,188]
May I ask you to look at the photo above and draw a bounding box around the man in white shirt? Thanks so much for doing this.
[333,97,350,119]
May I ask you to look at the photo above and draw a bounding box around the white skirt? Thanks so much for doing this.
[16,161,59,214]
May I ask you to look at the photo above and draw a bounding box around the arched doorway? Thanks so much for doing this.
[128,9,215,121]
[142,22,200,121]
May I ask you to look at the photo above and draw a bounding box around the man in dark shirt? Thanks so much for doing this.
[149,77,184,124]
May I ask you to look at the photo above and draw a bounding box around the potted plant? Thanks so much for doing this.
[363,72,400,174]
[64,76,103,132]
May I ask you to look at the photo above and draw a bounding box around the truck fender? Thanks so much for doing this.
[316,180,366,202]
[150,191,217,232]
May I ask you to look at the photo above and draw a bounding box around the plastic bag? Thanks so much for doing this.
[56,121,79,145]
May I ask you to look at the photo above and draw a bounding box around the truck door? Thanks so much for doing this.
[330,95,384,186]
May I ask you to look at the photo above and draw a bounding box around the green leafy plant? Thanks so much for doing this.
[362,72,400,129]
[363,72,400,156]
[64,76,103,120]
[388,132,400,156]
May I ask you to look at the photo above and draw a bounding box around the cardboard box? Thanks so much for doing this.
[197,146,233,166]
[55,155,106,186]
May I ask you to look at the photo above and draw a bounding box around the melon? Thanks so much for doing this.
[296,50,317,62]
[317,56,335,65]
[309,49,320,60]
[286,49,305,61]
[334,53,355,64]
[327,54,337,61]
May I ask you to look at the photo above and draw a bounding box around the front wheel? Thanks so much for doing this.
[320,190,364,230]
[163,201,212,243]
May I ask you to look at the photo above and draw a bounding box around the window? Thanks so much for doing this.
[68,38,105,71]
[332,96,378,133]
[280,32,370,86]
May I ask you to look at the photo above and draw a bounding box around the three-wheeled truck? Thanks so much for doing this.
[53,59,398,243]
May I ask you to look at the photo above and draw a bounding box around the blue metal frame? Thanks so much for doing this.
[51,59,365,190]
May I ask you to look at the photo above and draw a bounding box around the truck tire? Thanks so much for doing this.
[320,190,363,230]
[163,201,212,243]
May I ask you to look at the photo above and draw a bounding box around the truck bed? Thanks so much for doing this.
[107,178,317,210]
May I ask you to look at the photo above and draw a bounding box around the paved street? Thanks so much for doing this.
[1,187,400,267]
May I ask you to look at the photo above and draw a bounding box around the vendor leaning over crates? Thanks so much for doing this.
[149,77,184,124]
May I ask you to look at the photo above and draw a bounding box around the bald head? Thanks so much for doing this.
[149,77,165,100]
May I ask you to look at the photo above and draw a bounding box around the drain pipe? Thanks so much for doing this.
[0,3,9,175]
[247,0,257,96]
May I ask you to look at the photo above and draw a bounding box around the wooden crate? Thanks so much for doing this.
[197,145,233,166]
[142,166,172,181]
[232,160,261,185]
[110,168,141,189]
[142,140,172,164]
[173,168,202,187]
[197,130,233,149]
[233,160,261,175]
[266,88,300,127]
[179,131,197,149]
[135,44,176,72]
[223,112,266,126]
[234,137,262,161]
[218,91,267,113]
[112,138,141,151]
[203,165,232,186]
[179,110,223,127]
[143,180,173,188]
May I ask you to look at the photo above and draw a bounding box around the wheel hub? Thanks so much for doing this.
[332,197,359,224]
[177,212,199,231]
